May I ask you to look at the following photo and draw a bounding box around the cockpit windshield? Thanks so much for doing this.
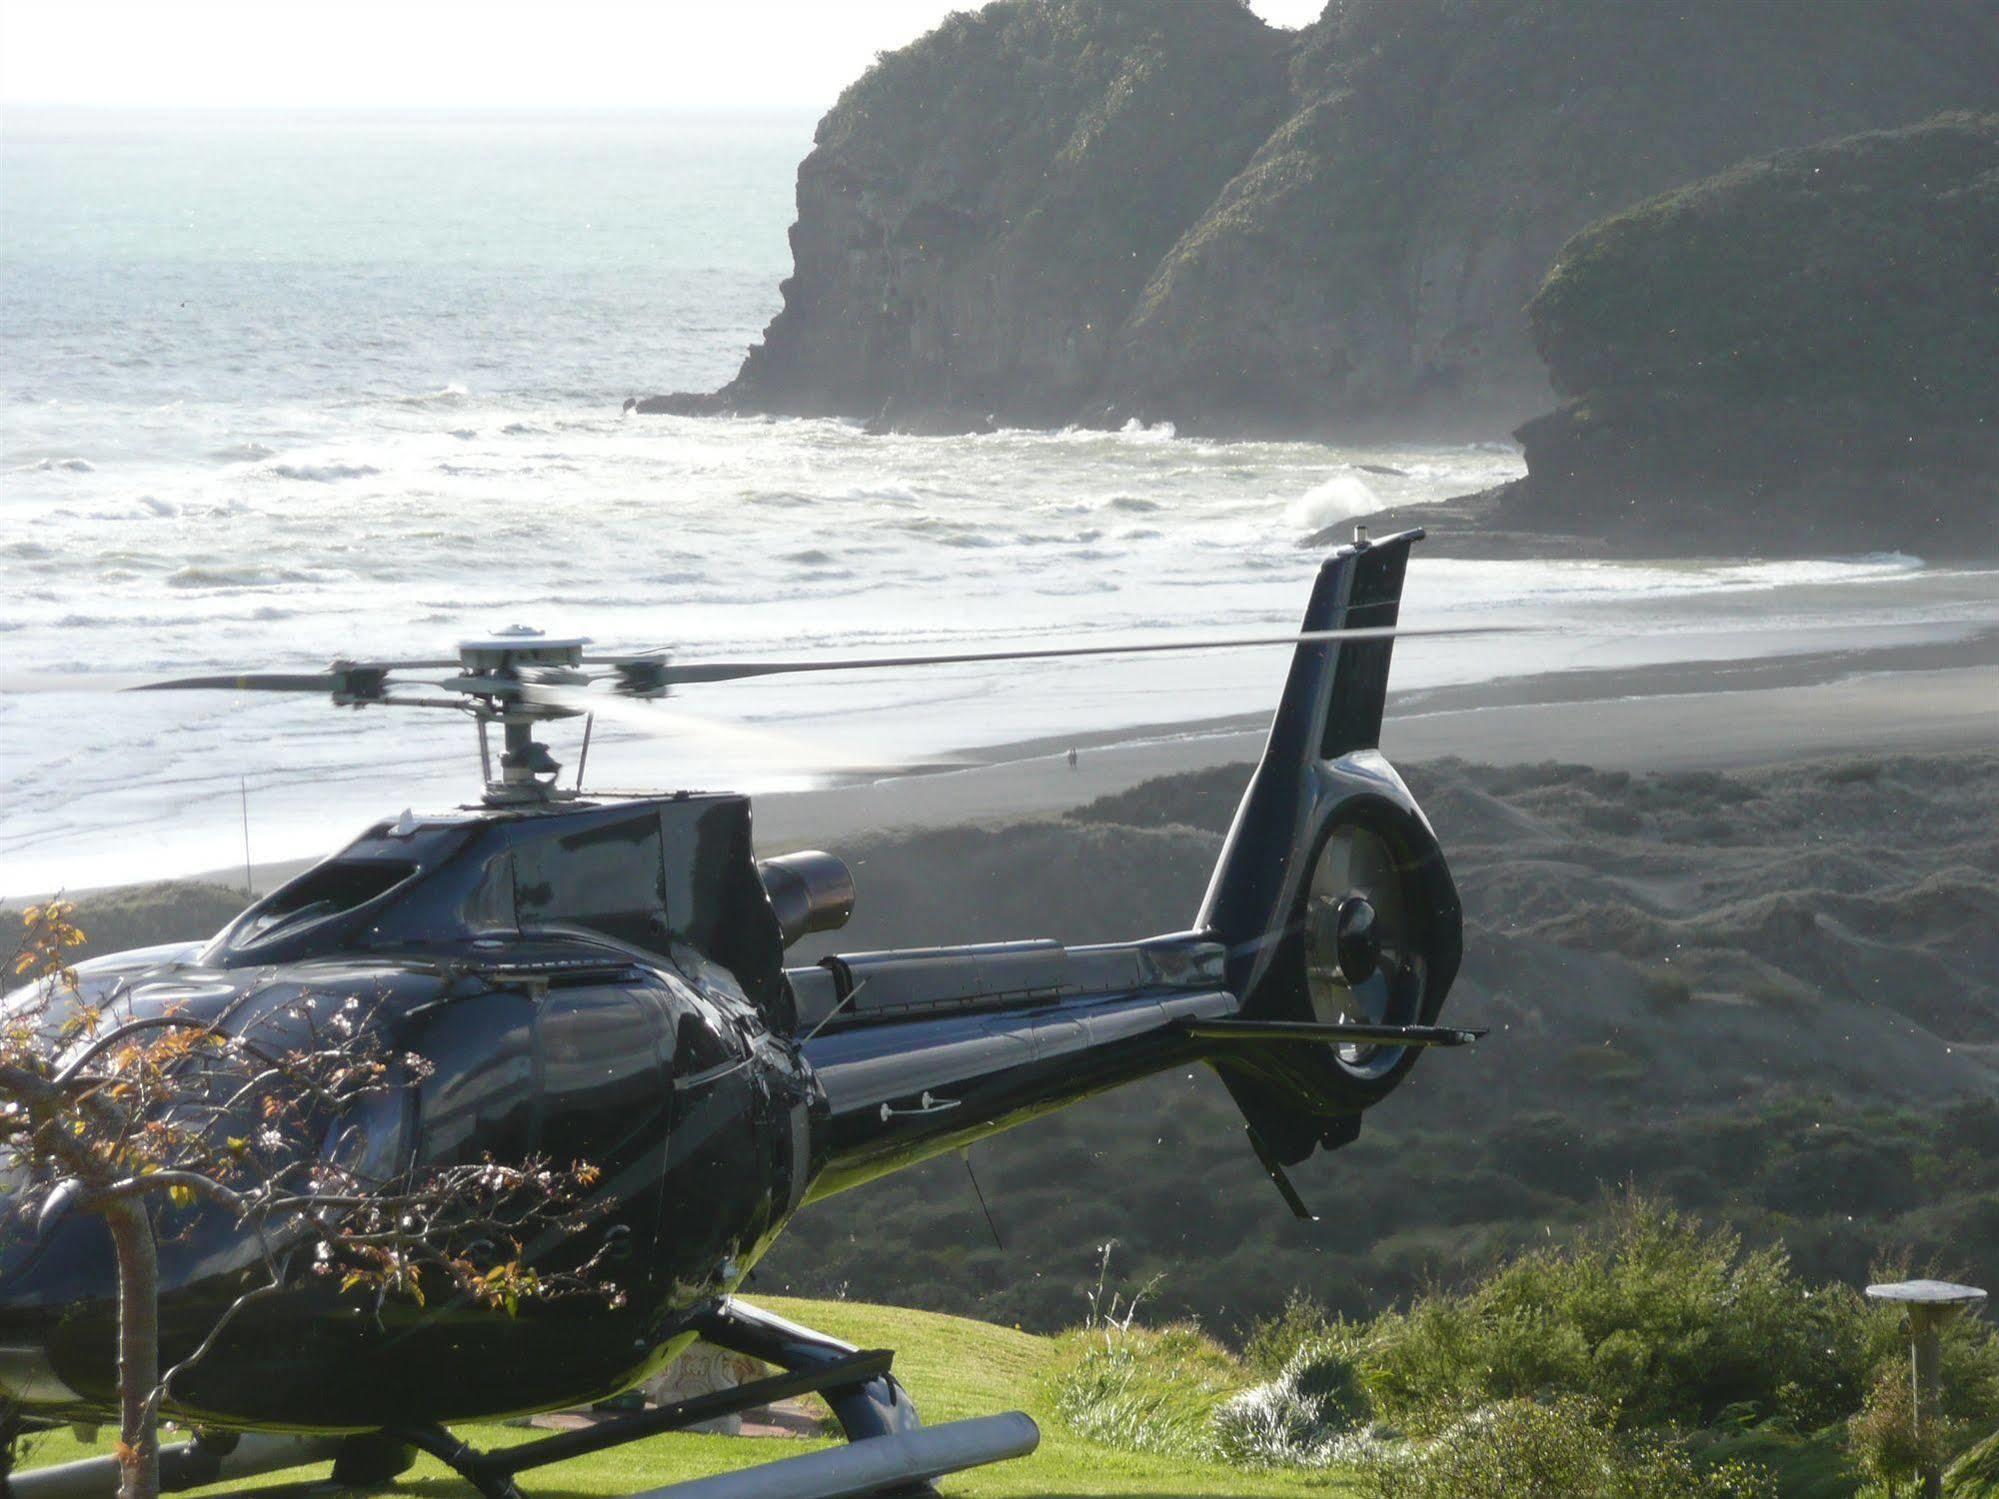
[224,861,416,952]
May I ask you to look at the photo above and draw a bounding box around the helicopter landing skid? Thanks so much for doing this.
[394,1350,908,1498]
[3,1301,1037,1499]
[691,1298,924,1449]
[388,1295,1040,1499]
[400,1295,1040,1499]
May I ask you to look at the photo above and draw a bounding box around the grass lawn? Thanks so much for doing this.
[13,1297,1355,1498]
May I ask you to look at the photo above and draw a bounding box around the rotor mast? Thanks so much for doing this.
[450,630,596,805]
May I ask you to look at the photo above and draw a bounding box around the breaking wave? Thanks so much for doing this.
[392,383,471,406]
[268,462,381,483]
[1284,473,1377,531]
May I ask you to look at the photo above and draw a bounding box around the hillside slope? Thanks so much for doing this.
[770,751,1999,1331]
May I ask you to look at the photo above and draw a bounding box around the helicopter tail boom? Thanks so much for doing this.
[793,530,1466,1202]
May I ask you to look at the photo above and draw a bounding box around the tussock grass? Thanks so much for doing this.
[1046,1322,1240,1459]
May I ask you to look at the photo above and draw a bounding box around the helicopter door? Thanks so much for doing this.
[409,992,538,1169]
[657,993,762,1298]
[535,986,671,1282]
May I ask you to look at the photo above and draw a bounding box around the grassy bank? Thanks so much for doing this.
[11,1297,1346,1498]
[12,1200,1997,1495]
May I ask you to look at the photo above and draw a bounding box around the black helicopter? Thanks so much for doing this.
[1,527,1478,1499]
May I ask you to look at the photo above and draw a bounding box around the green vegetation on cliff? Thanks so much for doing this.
[1110,1,1999,433]
[1531,113,1999,419]
[1494,112,1999,552]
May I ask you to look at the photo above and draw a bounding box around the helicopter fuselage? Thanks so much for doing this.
[0,794,1235,1431]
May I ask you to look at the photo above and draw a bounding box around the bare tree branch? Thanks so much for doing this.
[2,901,618,1499]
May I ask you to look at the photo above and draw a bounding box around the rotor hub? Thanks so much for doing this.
[446,632,597,804]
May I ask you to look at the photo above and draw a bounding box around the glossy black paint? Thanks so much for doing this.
[0,795,814,1430]
[0,530,1464,1439]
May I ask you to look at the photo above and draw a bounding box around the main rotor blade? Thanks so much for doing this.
[516,684,967,775]
[594,623,1514,686]
[131,671,350,694]
[123,660,457,696]
[0,670,165,694]
[45,619,1522,703]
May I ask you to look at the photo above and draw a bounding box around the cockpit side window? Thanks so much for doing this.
[514,814,672,956]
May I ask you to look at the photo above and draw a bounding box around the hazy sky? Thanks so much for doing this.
[0,0,1326,112]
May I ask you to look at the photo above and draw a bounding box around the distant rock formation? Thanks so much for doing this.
[1467,113,1999,556]
[635,0,1998,439]
[728,0,1290,432]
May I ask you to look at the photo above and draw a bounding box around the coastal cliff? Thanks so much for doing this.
[655,1,1290,430]
[1469,113,1999,556]
[637,0,1999,438]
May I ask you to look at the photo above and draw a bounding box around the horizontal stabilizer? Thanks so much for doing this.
[1185,1018,1483,1048]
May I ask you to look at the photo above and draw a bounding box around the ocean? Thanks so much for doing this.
[3,110,1991,893]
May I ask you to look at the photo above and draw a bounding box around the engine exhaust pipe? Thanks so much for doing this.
[759,851,856,947]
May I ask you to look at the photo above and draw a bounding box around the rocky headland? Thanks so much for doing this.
[1339,114,1999,557]
[635,0,1997,442]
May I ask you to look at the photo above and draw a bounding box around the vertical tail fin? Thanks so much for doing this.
[1197,529,1463,1166]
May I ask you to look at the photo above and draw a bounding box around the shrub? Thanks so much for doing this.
[1851,1364,1948,1496]
[1211,1336,1372,1469]
[1354,1396,1778,1499]
[1240,1288,1335,1376]
[1686,1419,1861,1499]
[1357,1191,1877,1433]
[1946,1426,1999,1496]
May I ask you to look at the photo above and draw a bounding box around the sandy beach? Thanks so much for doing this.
[753,635,1997,854]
